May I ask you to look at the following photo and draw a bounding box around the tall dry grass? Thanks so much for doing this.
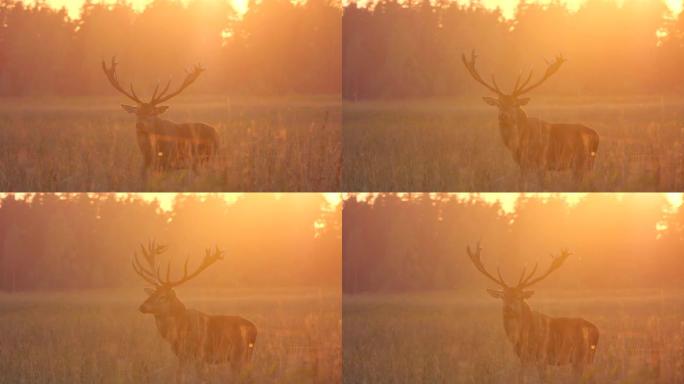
[0,288,341,383]
[343,291,684,383]
[342,97,684,191]
[0,96,340,192]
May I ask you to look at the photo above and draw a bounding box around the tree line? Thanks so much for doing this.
[0,0,340,96]
[343,194,684,293]
[343,0,684,99]
[0,193,341,291]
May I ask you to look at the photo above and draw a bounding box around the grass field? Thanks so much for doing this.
[342,98,684,191]
[343,291,684,384]
[0,96,340,192]
[0,288,341,384]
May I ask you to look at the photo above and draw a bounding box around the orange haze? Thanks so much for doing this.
[341,0,682,17]
[46,0,250,18]
[469,0,682,19]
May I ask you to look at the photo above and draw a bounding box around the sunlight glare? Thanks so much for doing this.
[43,0,250,19]
[458,0,681,19]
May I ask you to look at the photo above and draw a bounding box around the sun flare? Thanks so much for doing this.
[43,0,251,19]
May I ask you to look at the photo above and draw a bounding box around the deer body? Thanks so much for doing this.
[133,243,256,382]
[502,301,598,371]
[102,58,218,181]
[463,51,600,187]
[467,243,599,383]
[149,304,256,368]
[500,112,599,178]
[135,117,218,171]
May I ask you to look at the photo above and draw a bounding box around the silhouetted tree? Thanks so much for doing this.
[0,193,339,291]
[0,0,340,96]
[342,0,677,99]
[343,194,684,293]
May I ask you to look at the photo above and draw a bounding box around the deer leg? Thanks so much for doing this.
[175,361,187,384]
[536,363,548,384]
[572,362,588,384]
[571,152,585,186]
[536,170,546,190]
[582,365,597,384]
[518,168,529,192]
[190,144,200,175]
[572,169,585,189]
[517,363,528,384]
[140,149,153,186]
[193,361,208,384]
[140,163,149,186]
[230,353,244,376]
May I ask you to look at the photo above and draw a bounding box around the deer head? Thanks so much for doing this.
[466,242,571,318]
[462,51,565,126]
[132,240,223,315]
[102,57,204,119]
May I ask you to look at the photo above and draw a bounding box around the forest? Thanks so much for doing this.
[343,0,684,99]
[0,193,341,291]
[343,194,684,292]
[0,0,340,96]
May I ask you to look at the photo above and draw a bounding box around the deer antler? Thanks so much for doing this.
[102,58,204,105]
[102,56,144,104]
[149,64,205,105]
[131,242,223,287]
[160,246,224,287]
[518,249,571,289]
[462,50,504,96]
[132,240,168,287]
[466,242,508,288]
[513,54,566,96]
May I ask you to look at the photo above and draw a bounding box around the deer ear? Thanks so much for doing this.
[144,287,155,296]
[154,105,169,115]
[516,98,530,106]
[482,97,500,107]
[121,104,138,114]
[486,289,504,298]
[521,290,535,299]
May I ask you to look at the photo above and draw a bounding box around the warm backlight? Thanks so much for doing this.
[470,0,682,18]
[46,0,250,18]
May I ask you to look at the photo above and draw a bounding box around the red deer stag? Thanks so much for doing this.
[462,51,599,188]
[102,57,219,182]
[132,241,256,382]
[466,242,598,383]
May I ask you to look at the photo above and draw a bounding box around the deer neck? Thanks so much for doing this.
[499,108,528,152]
[502,301,533,348]
[135,115,164,133]
[153,299,187,342]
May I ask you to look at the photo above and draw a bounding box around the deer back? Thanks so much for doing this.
[508,308,599,366]
[510,117,599,172]
[156,309,256,365]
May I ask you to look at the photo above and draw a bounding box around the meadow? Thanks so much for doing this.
[0,96,340,192]
[342,97,684,191]
[343,291,684,384]
[0,288,341,384]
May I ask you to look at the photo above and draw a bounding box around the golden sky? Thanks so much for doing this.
[471,0,683,19]
[336,0,682,18]
[46,0,250,18]
[478,193,683,214]
[129,193,341,211]
[349,193,684,215]
[0,193,341,212]
[42,0,684,20]
[1,193,679,214]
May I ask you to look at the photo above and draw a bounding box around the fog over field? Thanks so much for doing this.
[342,193,684,383]
[0,193,342,383]
[0,97,340,191]
[343,98,684,191]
